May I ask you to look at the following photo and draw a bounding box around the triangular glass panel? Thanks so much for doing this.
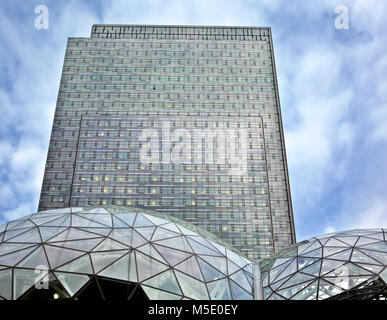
[57,254,93,274]
[39,226,68,242]
[268,293,286,300]
[112,216,130,228]
[113,212,136,227]
[142,214,168,226]
[0,246,37,266]
[272,257,293,269]
[324,262,372,277]
[359,242,387,253]
[3,228,33,241]
[44,245,85,269]
[320,259,346,275]
[379,267,387,284]
[292,280,318,300]
[207,240,226,255]
[229,269,251,292]
[197,257,224,282]
[174,270,209,299]
[52,238,102,252]
[153,236,193,253]
[142,285,181,300]
[69,207,84,213]
[90,250,128,273]
[274,259,298,282]
[277,280,313,299]
[31,215,63,226]
[325,237,350,247]
[354,237,379,246]
[299,240,322,254]
[71,215,107,228]
[41,215,70,227]
[134,226,155,241]
[297,242,315,255]
[99,253,130,281]
[302,248,322,258]
[358,249,387,264]
[263,286,273,299]
[55,272,89,297]
[13,268,39,299]
[136,243,168,264]
[187,238,220,256]
[325,248,352,260]
[208,278,232,300]
[227,259,241,275]
[109,228,147,248]
[135,251,169,282]
[151,227,180,241]
[0,243,35,256]
[17,246,48,269]
[143,269,181,295]
[77,213,112,227]
[159,223,182,234]
[92,238,129,251]
[229,279,252,300]
[333,236,359,246]
[48,228,99,242]
[280,273,315,289]
[0,268,12,300]
[270,275,292,291]
[355,263,384,274]
[174,256,203,281]
[323,247,349,257]
[317,237,330,246]
[360,233,384,241]
[176,225,197,236]
[269,260,292,282]
[226,249,248,267]
[301,260,321,277]
[297,257,319,270]
[351,249,382,265]
[10,228,41,243]
[200,255,227,274]
[133,214,154,227]
[78,227,111,237]
[7,220,35,230]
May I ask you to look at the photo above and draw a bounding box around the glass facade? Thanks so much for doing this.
[261,229,387,300]
[38,25,295,261]
[0,207,253,300]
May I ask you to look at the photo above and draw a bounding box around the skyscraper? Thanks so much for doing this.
[38,25,296,261]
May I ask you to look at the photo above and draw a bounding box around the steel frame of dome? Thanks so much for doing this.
[261,229,387,300]
[0,207,254,300]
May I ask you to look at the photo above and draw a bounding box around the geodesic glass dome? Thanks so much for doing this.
[261,229,387,300]
[0,207,253,300]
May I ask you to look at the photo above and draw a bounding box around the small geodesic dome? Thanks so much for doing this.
[0,206,253,300]
[261,229,387,300]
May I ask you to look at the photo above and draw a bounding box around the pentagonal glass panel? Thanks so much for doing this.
[55,272,89,297]
[174,256,203,281]
[135,226,155,241]
[229,280,252,300]
[57,254,93,274]
[0,269,12,300]
[41,215,70,227]
[174,270,209,299]
[136,243,167,264]
[99,253,130,281]
[92,238,129,251]
[151,227,180,241]
[113,213,136,227]
[109,228,147,248]
[71,215,106,228]
[197,258,224,282]
[52,238,103,252]
[17,246,48,269]
[0,246,37,266]
[135,251,169,282]
[44,245,85,269]
[143,269,181,295]
[133,214,154,227]
[277,280,313,299]
[142,286,181,300]
[208,278,231,300]
[48,228,99,242]
[90,250,128,273]
[292,280,318,300]
[229,269,251,292]
[153,236,192,253]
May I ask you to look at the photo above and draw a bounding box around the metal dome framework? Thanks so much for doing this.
[0,207,253,300]
[261,229,387,300]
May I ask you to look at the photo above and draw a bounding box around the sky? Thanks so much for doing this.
[0,0,386,242]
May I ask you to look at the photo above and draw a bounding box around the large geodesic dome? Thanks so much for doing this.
[261,229,387,300]
[0,207,253,300]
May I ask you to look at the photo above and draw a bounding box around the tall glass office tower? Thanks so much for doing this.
[38,25,296,261]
